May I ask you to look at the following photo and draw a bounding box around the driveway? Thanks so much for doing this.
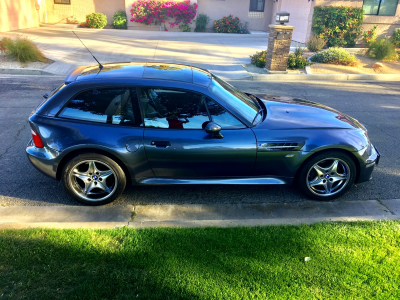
[3,26,272,78]
[0,75,398,206]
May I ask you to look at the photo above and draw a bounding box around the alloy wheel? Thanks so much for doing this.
[306,157,350,197]
[68,160,118,202]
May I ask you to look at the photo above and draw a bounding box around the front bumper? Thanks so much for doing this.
[26,139,60,179]
[356,144,380,183]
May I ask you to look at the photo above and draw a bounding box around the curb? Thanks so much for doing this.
[0,68,57,76]
[1,200,399,229]
[229,73,400,81]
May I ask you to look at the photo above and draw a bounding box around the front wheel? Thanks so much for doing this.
[297,151,356,201]
[62,153,126,205]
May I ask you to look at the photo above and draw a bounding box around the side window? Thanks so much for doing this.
[59,88,140,126]
[139,88,210,129]
[206,97,245,129]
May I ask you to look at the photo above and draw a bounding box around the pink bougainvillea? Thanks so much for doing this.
[130,0,197,28]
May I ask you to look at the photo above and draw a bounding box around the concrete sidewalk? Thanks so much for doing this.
[1,199,399,229]
[1,26,300,79]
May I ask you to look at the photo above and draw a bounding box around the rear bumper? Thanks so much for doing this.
[356,144,380,183]
[26,139,60,180]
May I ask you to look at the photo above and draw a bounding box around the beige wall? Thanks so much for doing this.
[277,0,315,43]
[0,0,40,32]
[197,0,273,31]
[125,0,273,31]
[43,0,125,25]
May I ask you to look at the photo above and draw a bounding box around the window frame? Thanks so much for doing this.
[136,86,247,130]
[363,0,399,16]
[56,86,142,127]
[249,0,265,12]
[54,0,71,4]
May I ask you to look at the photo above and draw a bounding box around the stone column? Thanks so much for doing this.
[264,24,295,74]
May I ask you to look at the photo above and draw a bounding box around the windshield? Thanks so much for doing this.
[210,75,261,124]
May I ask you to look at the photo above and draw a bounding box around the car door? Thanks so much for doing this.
[140,87,257,178]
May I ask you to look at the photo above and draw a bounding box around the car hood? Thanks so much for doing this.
[257,95,365,131]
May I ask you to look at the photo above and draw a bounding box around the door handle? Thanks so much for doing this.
[150,141,171,148]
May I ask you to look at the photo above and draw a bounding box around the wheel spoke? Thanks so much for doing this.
[313,165,326,177]
[325,179,333,194]
[330,175,347,183]
[99,170,113,181]
[87,161,98,175]
[71,169,91,182]
[83,181,96,195]
[96,181,111,194]
[327,159,339,174]
[309,177,324,187]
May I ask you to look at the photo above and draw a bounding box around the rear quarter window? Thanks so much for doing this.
[36,84,66,111]
[58,87,141,126]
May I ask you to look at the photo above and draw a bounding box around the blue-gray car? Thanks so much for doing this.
[27,63,380,205]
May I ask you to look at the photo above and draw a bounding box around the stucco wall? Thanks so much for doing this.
[278,0,315,43]
[0,0,40,32]
[197,0,273,31]
[43,0,125,25]
[125,0,273,31]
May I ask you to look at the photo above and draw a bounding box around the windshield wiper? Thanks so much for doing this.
[252,108,263,124]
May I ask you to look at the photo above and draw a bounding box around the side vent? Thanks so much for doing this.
[258,141,305,152]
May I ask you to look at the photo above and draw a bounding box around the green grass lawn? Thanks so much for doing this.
[1,221,400,299]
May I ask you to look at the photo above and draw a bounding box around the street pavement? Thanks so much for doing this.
[0,74,399,206]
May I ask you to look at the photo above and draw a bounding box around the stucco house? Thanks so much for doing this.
[1,0,399,44]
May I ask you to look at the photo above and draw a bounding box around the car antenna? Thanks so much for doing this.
[72,31,103,70]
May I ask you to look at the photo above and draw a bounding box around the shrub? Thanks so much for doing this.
[287,53,308,69]
[249,50,267,68]
[367,38,399,61]
[113,10,127,29]
[392,29,400,48]
[306,37,326,52]
[312,6,363,47]
[86,12,107,29]
[363,25,378,47]
[194,13,210,32]
[130,0,197,29]
[1,36,47,63]
[287,47,308,69]
[179,23,191,32]
[213,15,240,33]
[310,47,357,66]
[0,37,12,53]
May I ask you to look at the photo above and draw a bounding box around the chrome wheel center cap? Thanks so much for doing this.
[325,174,330,178]
[93,175,98,180]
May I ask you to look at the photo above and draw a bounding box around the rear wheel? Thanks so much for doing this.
[62,153,126,205]
[297,151,356,200]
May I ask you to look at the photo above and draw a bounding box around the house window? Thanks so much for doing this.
[249,0,265,12]
[363,0,399,16]
[54,0,71,4]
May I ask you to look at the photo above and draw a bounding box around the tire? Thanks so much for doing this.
[62,153,126,205]
[297,151,356,201]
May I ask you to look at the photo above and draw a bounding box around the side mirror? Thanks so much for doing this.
[205,122,224,139]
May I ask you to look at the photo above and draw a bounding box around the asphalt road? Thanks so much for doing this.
[0,75,399,206]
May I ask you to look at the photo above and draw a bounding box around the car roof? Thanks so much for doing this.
[65,62,212,87]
